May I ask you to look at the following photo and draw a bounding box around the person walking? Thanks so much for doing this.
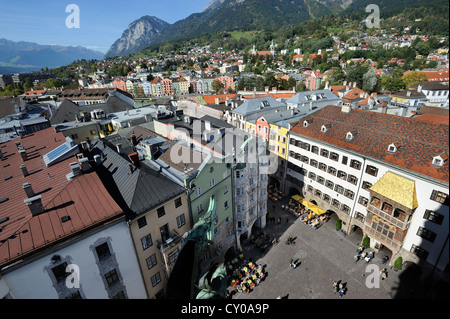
[332,281,338,294]
[339,288,345,297]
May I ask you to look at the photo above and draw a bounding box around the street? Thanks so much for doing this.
[232,198,405,299]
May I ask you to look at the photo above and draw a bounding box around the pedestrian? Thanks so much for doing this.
[339,288,345,297]
[332,281,338,294]
[286,217,289,223]
[354,254,359,263]
[277,217,281,224]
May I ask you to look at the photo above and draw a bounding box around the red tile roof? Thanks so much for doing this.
[290,105,449,184]
[0,128,123,267]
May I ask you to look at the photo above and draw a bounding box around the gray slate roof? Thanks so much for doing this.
[89,138,186,217]
[231,96,286,116]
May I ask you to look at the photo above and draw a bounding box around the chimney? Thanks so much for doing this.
[116,143,123,154]
[417,85,422,93]
[22,183,34,198]
[24,195,44,217]
[20,164,29,177]
[131,134,137,146]
[325,81,329,90]
[406,91,411,97]
[215,97,220,105]
[19,149,27,161]
[353,82,357,88]
[78,157,90,172]
[342,105,351,113]
[69,162,81,177]
[343,81,347,86]
[93,154,102,165]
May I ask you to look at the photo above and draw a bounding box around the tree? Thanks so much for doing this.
[362,68,378,93]
[403,71,428,88]
[381,68,405,91]
[362,236,370,249]
[394,257,403,271]
[335,219,342,231]
[212,79,224,93]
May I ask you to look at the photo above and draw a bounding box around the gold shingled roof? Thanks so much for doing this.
[369,171,418,210]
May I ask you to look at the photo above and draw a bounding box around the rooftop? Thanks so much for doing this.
[0,128,123,268]
[290,105,449,184]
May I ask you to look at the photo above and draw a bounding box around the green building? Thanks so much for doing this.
[184,156,236,274]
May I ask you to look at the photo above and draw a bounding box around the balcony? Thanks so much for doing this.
[156,230,183,254]
[367,204,412,230]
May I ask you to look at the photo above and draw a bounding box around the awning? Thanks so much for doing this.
[291,195,327,215]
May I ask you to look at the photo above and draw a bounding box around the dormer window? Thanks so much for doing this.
[321,124,332,133]
[346,130,357,141]
[432,154,448,167]
[388,144,397,153]
[303,119,312,127]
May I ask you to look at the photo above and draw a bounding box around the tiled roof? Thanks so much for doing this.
[0,128,123,268]
[290,105,449,184]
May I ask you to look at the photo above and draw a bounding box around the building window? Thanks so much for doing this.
[358,196,368,207]
[235,170,241,178]
[362,181,372,190]
[337,170,347,180]
[319,162,327,172]
[176,214,186,228]
[325,180,334,189]
[308,172,316,180]
[157,206,166,218]
[104,269,120,287]
[381,202,393,214]
[323,194,331,203]
[320,149,329,158]
[417,227,437,243]
[328,166,337,176]
[347,175,358,186]
[350,160,362,170]
[370,196,381,208]
[365,165,378,177]
[341,205,350,214]
[423,210,444,225]
[344,189,354,199]
[224,186,229,194]
[95,243,111,260]
[311,146,319,154]
[175,197,182,208]
[224,201,229,209]
[301,143,310,151]
[411,244,429,260]
[210,179,216,187]
[198,204,204,213]
[335,184,345,195]
[141,234,153,250]
[330,152,339,161]
[146,254,157,269]
[307,185,314,193]
[430,190,449,205]
[137,216,147,228]
[317,176,325,185]
[112,291,126,299]
[331,199,340,209]
[302,156,309,164]
[151,272,161,287]
[52,262,69,283]
[314,189,322,198]
[310,159,318,168]
[196,187,202,197]
[342,156,348,165]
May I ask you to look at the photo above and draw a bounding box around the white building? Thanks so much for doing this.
[286,105,449,274]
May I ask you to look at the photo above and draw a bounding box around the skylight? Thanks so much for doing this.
[43,136,78,167]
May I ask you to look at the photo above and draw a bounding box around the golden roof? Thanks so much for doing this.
[369,171,418,210]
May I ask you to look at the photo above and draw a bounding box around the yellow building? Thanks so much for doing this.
[269,123,289,159]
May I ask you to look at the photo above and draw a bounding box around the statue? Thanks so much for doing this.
[165,195,228,299]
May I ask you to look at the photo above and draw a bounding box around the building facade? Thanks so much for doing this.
[286,105,449,273]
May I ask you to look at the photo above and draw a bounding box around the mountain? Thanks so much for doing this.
[147,0,342,47]
[0,38,104,74]
[105,16,170,58]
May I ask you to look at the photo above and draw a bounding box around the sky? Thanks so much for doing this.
[0,0,212,54]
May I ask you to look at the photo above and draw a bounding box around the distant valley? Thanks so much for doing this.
[0,38,104,74]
